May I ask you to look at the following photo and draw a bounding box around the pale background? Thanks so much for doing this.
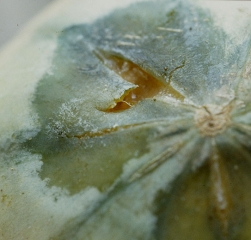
[0,0,243,48]
[0,0,54,47]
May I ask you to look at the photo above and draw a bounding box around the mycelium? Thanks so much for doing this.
[1,0,251,240]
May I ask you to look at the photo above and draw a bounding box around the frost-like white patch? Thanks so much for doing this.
[46,97,108,139]
[47,98,95,137]
[0,0,146,142]
[0,148,102,240]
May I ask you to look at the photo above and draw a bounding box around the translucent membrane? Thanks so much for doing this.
[96,51,184,111]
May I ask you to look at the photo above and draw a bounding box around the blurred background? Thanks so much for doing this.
[0,0,55,47]
[0,0,243,48]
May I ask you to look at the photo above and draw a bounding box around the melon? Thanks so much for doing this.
[1,0,251,239]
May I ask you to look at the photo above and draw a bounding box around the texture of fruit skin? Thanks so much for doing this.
[1,0,251,240]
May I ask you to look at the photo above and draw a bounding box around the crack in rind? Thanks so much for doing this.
[95,49,185,111]
[168,60,186,84]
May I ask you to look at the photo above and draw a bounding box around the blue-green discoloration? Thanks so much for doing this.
[17,0,251,239]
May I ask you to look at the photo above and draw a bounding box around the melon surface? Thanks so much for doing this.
[1,0,251,239]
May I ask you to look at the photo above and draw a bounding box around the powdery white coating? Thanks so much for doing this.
[1,0,251,239]
[0,0,146,239]
[0,150,102,240]
[0,0,144,142]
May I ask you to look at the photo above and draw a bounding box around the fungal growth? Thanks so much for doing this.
[2,1,251,240]
[28,1,251,239]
